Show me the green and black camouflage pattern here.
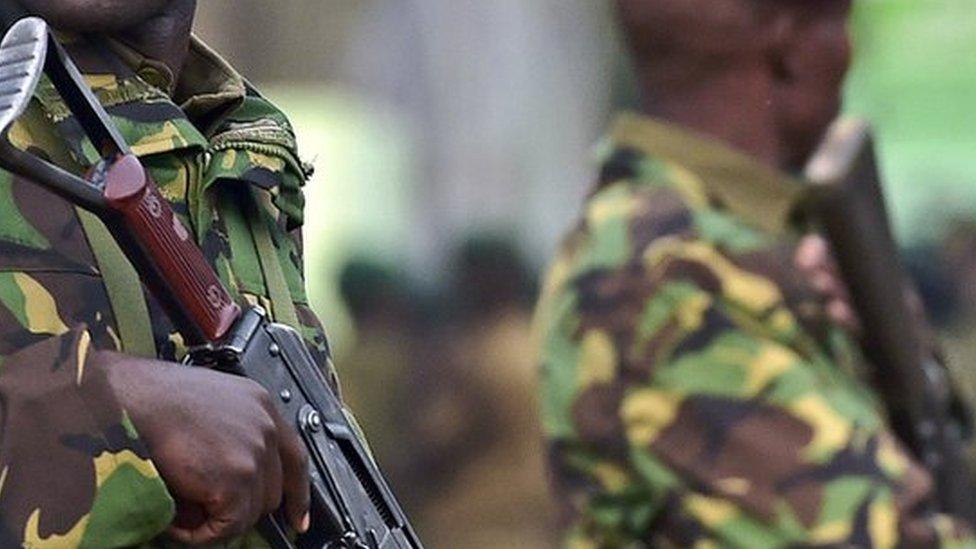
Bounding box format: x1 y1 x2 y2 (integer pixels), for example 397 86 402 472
534 114 976 548
0 34 331 547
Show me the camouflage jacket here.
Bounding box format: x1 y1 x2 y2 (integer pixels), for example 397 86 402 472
535 114 976 548
0 34 331 547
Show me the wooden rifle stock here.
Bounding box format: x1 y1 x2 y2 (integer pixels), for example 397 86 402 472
805 118 976 522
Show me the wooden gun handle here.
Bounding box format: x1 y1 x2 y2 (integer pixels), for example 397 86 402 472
101 154 240 344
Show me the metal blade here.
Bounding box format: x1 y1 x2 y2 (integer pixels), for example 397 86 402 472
0 17 47 135
0 18 107 213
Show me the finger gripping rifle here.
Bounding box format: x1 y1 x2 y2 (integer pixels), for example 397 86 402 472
0 18 422 549
805 118 976 523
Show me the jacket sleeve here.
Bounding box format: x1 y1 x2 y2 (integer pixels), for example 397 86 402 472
537 233 976 548
0 310 173 545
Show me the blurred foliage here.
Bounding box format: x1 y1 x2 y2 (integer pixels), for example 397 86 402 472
846 0 976 246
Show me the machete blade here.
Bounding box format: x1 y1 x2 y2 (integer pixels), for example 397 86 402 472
0 17 47 135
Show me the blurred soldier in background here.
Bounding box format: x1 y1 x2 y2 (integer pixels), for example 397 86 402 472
416 237 553 547
337 238 556 547
336 258 416 484
535 0 976 545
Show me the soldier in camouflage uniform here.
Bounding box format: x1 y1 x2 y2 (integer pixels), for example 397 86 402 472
0 0 337 546
535 0 976 546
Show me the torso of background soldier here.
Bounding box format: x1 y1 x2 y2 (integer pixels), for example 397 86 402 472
533 114 916 545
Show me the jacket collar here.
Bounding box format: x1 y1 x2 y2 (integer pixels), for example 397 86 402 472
104 35 247 127
608 113 807 234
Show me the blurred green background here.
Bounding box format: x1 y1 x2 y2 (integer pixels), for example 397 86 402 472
847 0 976 245
194 2 976 546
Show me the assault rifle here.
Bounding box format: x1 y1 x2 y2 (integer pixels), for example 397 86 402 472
0 17 422 549
805 118 976 523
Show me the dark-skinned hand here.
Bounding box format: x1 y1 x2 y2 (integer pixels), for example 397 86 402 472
794 234 861 334
795 234 929 339
96 351 310 545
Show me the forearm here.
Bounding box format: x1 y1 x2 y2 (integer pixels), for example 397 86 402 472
0 328 174 546
539 237 976 547
553 436 976 548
